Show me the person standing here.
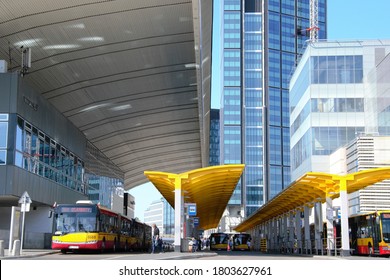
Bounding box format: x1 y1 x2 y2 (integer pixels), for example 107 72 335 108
151 224 160 253
247 238 251 251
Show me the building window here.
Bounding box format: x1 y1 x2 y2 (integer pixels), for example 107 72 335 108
14 115 86 193
245 0 262 12
311 55 363 84
0 114 8 165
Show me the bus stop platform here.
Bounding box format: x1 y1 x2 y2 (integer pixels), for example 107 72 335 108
0 249 218 260
0 249 60 259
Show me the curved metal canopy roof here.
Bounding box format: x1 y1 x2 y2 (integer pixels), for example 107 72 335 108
144 164 245 230
0 0 212 190
235 167 390 232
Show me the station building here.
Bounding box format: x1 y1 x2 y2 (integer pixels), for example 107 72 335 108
0 72 127 248
0 0 212 250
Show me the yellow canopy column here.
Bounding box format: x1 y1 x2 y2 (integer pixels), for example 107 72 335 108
145 164 245 252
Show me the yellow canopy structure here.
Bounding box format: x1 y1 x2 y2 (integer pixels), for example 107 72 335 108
235 167 390 232
144 164 245 229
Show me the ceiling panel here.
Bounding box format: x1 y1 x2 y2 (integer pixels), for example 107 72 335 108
0 0 212 190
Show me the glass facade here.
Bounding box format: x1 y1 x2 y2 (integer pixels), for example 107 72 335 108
220 0 327 217
144 198 174 236
0 114 8 165
209 109 220 166
310 55 363 84
4 114 124 203
289 40 390 181
14 115 86 194
84 141 124 208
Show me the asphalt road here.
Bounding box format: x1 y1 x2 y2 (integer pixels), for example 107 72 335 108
14 249 388 260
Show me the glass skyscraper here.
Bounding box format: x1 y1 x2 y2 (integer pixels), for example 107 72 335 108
219 0 327 218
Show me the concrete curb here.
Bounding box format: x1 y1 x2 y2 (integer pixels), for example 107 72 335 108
0 250 60 260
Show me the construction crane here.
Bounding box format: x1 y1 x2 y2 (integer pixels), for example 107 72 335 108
296 0 319 42
308 0 319 42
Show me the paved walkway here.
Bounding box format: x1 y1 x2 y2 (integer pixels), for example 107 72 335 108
0 249 60 260
0 248 217 260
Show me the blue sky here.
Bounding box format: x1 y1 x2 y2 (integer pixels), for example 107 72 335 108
327 0 390 40
130 0 390 221
211 0 390 108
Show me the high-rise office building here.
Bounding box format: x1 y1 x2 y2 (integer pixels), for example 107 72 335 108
290 39 390 215
290 40 390 181
209 109 221 166
219 0 327 218
144 197 175 237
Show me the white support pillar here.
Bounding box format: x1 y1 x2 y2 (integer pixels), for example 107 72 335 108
172 174 188 252
266 220 271 252
295 209 302 254
289 212 294 253
271 219 276 252
325 196 335 256
339 178 351 256
304 206 311 254
283 215 288 249
273 218 278 252
277 217 281 251
174 182 182 252
314 202 322 255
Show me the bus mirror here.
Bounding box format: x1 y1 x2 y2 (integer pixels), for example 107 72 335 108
48 210 53 218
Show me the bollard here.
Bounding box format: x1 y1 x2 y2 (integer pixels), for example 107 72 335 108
0 240 4 257
12 240 20 256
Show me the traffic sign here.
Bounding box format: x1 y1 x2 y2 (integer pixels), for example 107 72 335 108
18 191 32 255
187 203 197 216
18 191 32 204
193 217 199 226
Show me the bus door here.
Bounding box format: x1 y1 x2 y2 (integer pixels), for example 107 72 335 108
370 214 381 254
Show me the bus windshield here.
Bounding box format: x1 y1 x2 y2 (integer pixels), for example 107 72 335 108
233 234 251 246
55 206 97 233
210 233 228 244
381 213 390 243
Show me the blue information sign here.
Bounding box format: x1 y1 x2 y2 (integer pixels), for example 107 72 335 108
193 217 199 226
187 203 197 216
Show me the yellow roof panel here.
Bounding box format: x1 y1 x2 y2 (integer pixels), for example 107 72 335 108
145 164 245 230
235 167 390 232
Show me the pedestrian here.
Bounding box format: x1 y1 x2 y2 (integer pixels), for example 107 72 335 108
192 238 197 252
228 238 233 251
151 224 160 253
189 238 194 252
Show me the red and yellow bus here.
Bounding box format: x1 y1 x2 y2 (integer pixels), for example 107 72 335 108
349 210 390 256
51 201 152 253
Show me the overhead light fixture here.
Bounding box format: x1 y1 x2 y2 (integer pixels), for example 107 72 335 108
185 63 198 69
14 39 42 48
43 44 80 50
78 103 110 113
110 104 132 111
66 23 86 29
77 37 104 42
